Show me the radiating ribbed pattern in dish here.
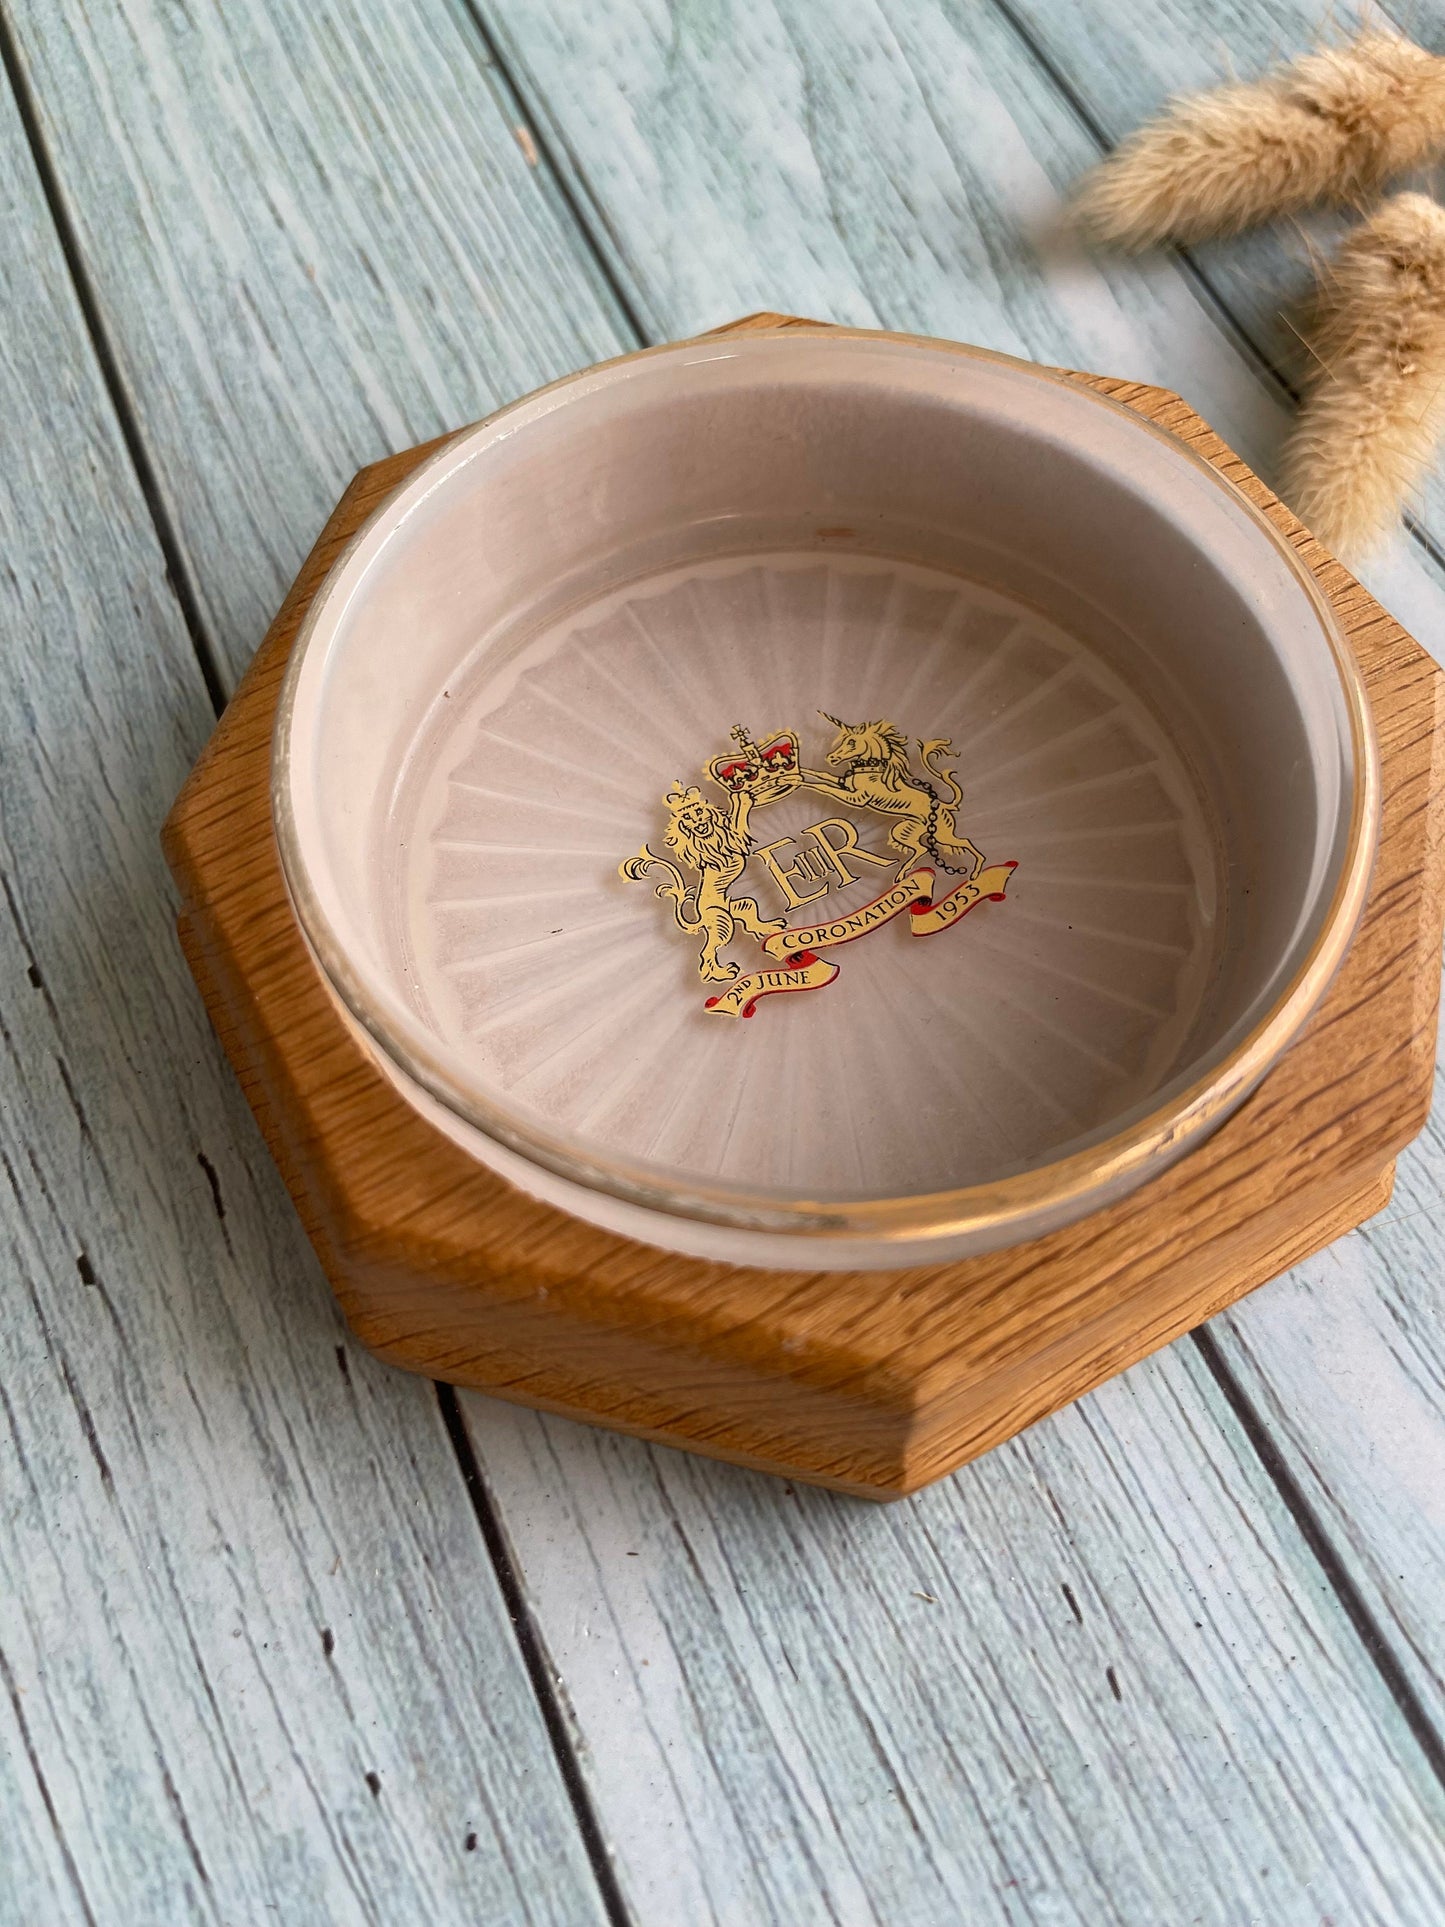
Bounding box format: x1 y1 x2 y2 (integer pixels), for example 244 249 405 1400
392 554 1219 1197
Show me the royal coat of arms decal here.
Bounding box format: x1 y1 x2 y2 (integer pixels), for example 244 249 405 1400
620 714 1017 1017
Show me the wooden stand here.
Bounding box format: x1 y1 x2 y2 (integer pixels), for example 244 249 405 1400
163 316 1445 1500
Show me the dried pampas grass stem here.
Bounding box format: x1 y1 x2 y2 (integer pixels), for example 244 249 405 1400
1282 193 1445 558
1074 33 1445 250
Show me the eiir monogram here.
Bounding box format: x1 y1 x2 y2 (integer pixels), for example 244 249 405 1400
620 715 1017 1017
753 815 893 910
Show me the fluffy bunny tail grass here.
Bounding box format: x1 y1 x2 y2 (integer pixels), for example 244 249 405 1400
1074 33 1445 251
1282 193 1445 558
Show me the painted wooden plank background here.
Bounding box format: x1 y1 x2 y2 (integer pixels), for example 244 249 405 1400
0 49 610 1927
479 0 1445 631
460 0 1445 1910
474 1358 1445 1925
4 0 631 685
3 0 1445 1919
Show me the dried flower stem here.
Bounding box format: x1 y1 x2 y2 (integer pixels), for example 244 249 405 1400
1282 193 1445 557
1075 33 1445 251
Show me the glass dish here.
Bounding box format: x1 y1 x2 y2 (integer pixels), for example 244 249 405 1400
274 330 1377 1269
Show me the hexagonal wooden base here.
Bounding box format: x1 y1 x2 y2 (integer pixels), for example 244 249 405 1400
163 317 1445 1499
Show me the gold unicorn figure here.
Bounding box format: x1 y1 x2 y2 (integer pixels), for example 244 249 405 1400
803 714 985 880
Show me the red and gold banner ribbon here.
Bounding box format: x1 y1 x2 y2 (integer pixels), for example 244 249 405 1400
761 869 936 960
702 862 1017 1017
703 952 839 1018
909 861 1017 936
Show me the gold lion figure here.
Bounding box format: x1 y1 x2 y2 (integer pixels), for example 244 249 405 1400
804 715 985 880
620 781 786 983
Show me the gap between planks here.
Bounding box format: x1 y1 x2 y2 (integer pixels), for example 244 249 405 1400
0 11 633 1912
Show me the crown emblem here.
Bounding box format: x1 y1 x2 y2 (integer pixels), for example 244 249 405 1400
706 723 801 800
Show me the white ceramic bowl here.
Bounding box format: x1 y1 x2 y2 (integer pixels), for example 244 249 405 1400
274 329 1377 1270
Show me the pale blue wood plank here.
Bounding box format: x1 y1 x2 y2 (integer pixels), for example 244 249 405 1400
0 60 606 1927
467 1347 1445 1926
6 0 632 684
1205 1133 1445 1717
480 0 1445 637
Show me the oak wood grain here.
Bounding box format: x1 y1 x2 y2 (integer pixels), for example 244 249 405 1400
14 0 1445 1913
14 0 1445 1632
163 336 1445 1503
0 60 607 1927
